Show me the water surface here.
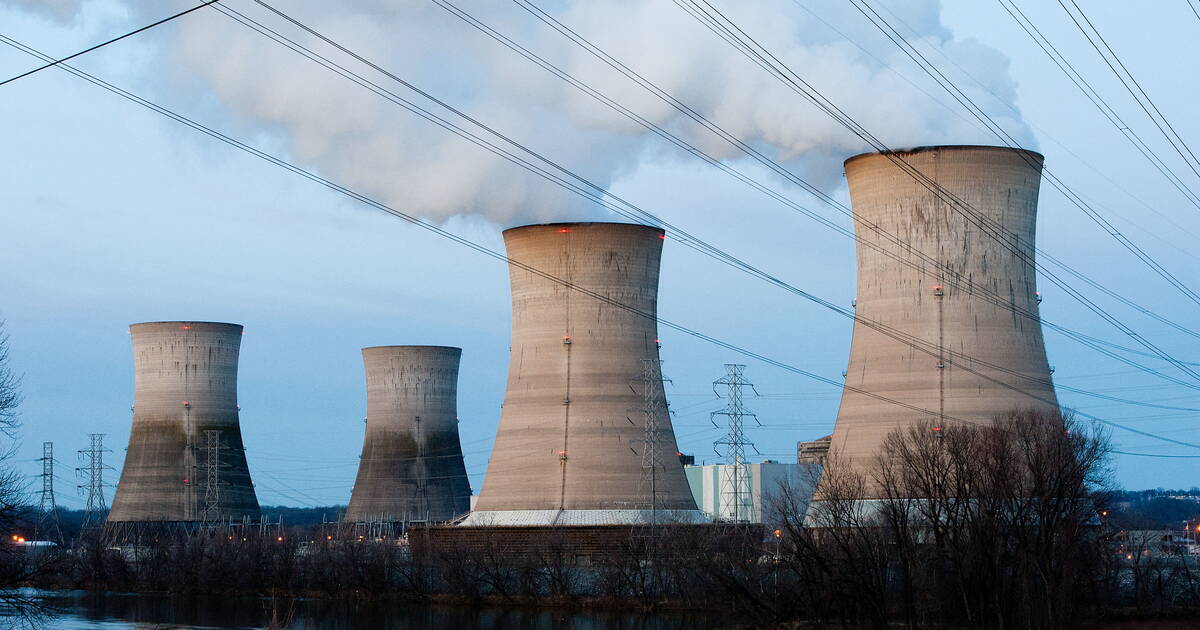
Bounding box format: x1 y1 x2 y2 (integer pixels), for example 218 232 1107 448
6 590 723 629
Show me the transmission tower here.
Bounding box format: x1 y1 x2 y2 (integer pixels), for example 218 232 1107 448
36 442 63 543
636 359 671 523
77 433 112 528
712 364 760 522
200 429 225 524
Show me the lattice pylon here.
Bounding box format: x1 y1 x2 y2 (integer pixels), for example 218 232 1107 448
636 358 671 521
36 441 63 543
77 433 111 528
712 364 759 522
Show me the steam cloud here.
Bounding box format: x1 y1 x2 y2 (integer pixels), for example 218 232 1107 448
8 0 1033 225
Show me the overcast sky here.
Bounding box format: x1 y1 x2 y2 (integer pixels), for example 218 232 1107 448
1 0 1197 510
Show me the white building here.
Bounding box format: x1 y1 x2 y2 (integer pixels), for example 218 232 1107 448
684 461 820 524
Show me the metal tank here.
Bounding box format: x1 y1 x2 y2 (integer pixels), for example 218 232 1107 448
344 346 471 523
108 322 260 522
462 222 704 526
826 145 1059 495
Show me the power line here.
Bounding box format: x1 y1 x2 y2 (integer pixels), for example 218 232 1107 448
994 0 1200 214
421 0 1200 392
0 37 956 424
215 0 1200 445
414 1 1200 399
0 0 220 88
9 13 1198 451
1 30 1194 455
840 0 1200 309
670 0 1200 385
864 0 1200 256
1058 0 1200 184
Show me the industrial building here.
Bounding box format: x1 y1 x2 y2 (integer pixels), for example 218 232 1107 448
344 345 471 525
797 435 831 466
108 321 260 523
685 461 819 524
462 222 705 526
824 145 1059 494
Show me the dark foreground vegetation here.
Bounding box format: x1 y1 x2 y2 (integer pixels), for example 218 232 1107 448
0 410 1192 629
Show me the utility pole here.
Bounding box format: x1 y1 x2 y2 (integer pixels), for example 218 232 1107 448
77 433 112 528
36 442 63 543
712 364 759 522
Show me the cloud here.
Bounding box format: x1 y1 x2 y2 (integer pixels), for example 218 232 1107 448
20 0 1033 224
5 0 84 20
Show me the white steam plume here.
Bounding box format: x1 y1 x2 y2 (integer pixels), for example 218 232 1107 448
8 0 1033 224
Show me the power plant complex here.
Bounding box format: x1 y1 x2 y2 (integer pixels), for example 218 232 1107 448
100 145 1061 532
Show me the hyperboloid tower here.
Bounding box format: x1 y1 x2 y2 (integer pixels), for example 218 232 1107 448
344 345 471 524
108 321 260 523
825 145 1059 494
462 222 704 526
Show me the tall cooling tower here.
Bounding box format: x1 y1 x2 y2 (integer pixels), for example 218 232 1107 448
827 145 1059 494
109 322 260 522
462 222 704 526
344 346 471 523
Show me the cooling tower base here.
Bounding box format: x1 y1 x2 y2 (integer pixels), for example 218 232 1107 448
458 509 710 527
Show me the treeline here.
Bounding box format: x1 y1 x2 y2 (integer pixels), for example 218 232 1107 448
16 505 343 545
10 410 1200 629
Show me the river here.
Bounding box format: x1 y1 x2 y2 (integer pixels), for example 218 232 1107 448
1 590 724 629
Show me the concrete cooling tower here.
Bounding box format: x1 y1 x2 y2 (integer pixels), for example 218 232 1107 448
344 346 471 523
826 145 1059 495
109 322 260 523
462 222 704 526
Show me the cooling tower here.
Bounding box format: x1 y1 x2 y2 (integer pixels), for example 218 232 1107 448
108 322 260 522
344 346 471 523
826 145 1059 495
462 222 704 526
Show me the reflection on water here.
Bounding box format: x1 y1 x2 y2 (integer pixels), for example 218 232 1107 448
9 590 724 629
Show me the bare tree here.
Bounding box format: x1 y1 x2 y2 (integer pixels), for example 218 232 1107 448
868 409 1113 629
0 321 58 628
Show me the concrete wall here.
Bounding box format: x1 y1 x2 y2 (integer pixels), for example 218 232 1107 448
826 146 1059 496
108 322 260 522
470 222 699 519
344 346 471 522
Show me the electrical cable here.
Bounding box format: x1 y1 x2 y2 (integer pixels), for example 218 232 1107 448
399 0 1200 397
2 15 1195 455
670 0 1200 385
210 0 1200 473
999 0 1200 215
0 35 981 432
424 0 1200 389
867 0 1200 257
0 0 220 88
228 0 1200 411
844 0 1200 308
1059 0 1200 182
